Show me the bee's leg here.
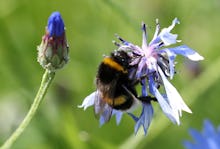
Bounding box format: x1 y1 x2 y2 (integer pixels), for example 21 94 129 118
131 74 148 86
131 71 158 86
122 85 138 100
138 96 157 103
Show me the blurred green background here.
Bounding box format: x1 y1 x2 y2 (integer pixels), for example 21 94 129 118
0 0 220 148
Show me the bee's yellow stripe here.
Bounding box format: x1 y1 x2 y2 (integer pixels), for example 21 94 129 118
104 96 126 106
103 57 127 73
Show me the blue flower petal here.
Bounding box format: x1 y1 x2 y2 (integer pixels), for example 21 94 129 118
189 129 206 143
78 91 96 110
184 120 220 149
168 56 176 79
158 67 192 116
167 18 180 32
131 103 154 135
150 18 180 46
141 79 148 97
167 45 204 61
207 140 219 149
149 76 180 124
150 31 178 47
128 112 139 122
99 115 106 126
142 103 154 135
203 119 216 138
47 12 65 37
217 126 220 138
183 141 199 149
189 129 211 149
98 103 113 126
160 49 176 79
160 32 178 46
203 120 220 148
112 110 123 125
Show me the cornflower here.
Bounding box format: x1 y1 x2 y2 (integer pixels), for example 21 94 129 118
79 18 204 135
184 120 220 149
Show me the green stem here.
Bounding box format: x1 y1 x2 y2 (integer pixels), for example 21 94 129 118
0 70 55 149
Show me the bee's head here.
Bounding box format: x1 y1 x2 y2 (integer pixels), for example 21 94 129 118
111 50 131 68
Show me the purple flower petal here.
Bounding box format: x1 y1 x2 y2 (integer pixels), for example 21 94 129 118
142 22 148 50
150 19 160 45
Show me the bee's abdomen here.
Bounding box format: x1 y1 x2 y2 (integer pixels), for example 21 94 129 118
113 96 134 110
103 95 133 110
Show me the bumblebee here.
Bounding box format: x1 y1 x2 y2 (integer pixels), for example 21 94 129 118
94 50 156 123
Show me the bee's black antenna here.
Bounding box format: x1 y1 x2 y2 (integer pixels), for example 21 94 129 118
115 34 129 45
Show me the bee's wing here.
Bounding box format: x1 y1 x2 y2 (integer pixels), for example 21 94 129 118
94 91 113 125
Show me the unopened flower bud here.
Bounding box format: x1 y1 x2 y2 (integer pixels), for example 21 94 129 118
37 12 69 71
